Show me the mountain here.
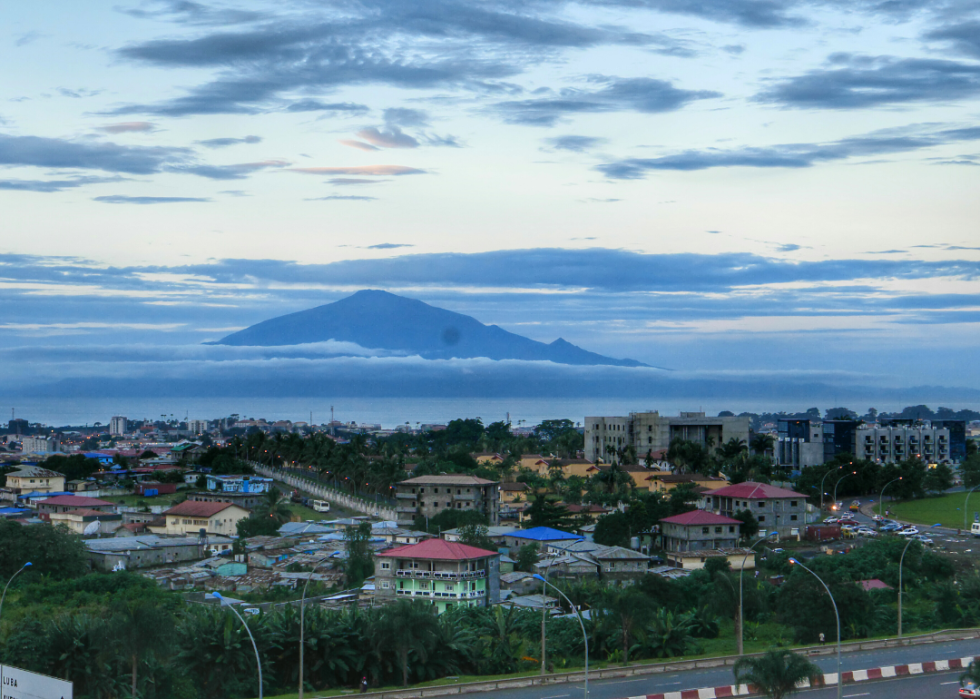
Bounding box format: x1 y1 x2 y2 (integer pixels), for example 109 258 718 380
214 289 648 367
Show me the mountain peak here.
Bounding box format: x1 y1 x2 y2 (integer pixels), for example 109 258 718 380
216 290 648 367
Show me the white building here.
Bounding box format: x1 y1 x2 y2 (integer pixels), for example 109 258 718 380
109 416 128 435
21 435 60 454
585 411 751 463
857 423 951 464
187 419 209 435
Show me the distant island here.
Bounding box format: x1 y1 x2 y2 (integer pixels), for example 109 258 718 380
213 289 648 368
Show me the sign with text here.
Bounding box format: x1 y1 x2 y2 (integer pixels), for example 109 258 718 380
1 665 73 699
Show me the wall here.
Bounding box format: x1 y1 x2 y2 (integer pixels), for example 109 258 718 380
253 463 398 521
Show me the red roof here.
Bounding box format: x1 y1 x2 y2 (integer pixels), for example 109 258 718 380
164 500 245 518
40 495 115 508
51 508 111 518
857 579 893 591
660 510 742 526
377 538 498 561
708 482 805 499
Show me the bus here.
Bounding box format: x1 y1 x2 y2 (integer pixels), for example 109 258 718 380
313 500 331 513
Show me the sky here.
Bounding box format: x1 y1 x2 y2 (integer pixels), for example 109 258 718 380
1 0 979 402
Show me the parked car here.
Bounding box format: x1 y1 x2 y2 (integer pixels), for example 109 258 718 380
912 535 934 545
856 528 878 537
898 527 920 536
879 523 903 532
824 517 840 524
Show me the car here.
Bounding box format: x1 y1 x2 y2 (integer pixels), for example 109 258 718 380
959 681 978 697
912 534 933 545
243 607 261 616
880 523 902 532
824 517 840 524
898 527 920 536
856 528 878 537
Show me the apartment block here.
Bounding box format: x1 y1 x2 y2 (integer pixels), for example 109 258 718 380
395 474 499 526
584 411 751 462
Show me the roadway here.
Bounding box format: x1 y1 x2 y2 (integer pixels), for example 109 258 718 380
786 668 965 699
452 638 980 699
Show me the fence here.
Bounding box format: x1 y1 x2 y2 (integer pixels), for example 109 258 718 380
253 464 399 521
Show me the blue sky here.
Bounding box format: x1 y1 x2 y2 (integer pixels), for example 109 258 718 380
1 0 979 398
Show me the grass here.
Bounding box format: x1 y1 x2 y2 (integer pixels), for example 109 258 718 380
888 492 977 529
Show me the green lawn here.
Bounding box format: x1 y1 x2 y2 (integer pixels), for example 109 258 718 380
888 492 978 529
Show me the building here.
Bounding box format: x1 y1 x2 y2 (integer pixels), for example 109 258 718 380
161 500 250 536
21 436 60 454
584 411 751 463
659 510 742 552
375 538 500 613
498 482 531 503
135 481 178 496
503 526 583 551
823 420 860 463
394 475 499 526
206 474 273 494
646 473 729 494
704 482 808 539
86 534 234 571
109 416 128 436
665 548 756 571
187 419 209 435
587 463 663 489
442 525 518 544
49 508 123 535
545 539 650 582
776 419 825 469
932 420 967 463
2 466 66 501
37 495 116 515
856 423 952 464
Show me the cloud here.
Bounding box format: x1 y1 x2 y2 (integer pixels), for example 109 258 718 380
15 31 43 47
99 121 157 134
195 135 261 148
286 100 369 113
58 88 102 99
0 133 188 174
365 243 412 249
494 76 720 126
289 165 426 176
0 176 121 193
119 0 266 26
757 54 980 109
543 135 606 152
328 177 390 185
777 243 803 252
307 195 378 201
584 0 804 28
925 20 980 60
356 126 419 149
93 195 210 204
596 122 980 178
339 139 380 152
173 159 290 179
383 108 429 128
722 44 745 55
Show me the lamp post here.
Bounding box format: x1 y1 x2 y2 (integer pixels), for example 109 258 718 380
737 534 777 655
788 558 840 699
898 523 941 638
532 574 588 699
299 557 331 699
963 484 980 534
879 477 902 518
212 592 263 699
832 471 856 510
0 562 31 623
819 466 842 511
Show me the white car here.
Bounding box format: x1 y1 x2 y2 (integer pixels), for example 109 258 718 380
898 527 920 536
856 528 877 537
824 517 840 524
912 535 933 545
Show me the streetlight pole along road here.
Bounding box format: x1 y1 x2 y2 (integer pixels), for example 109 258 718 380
737 534 777 655
820 466 843 512
898 523 941 638
0 561 31 623
789 557 841 699
832 471 856 511
879 477 902 518
213 592 263 699
299 556 331 699
533 574 588 699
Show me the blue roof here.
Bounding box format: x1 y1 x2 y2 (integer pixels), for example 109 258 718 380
511 526 583 542
84 452 112 458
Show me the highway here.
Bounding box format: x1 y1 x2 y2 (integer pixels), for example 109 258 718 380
449 638 980 699
792 668 965 699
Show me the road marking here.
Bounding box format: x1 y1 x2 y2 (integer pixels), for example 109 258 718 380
605 679 647 684
844 693 869 697
941 681 960 685
540 694 570 698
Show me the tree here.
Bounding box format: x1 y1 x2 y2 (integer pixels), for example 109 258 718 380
526 496 574 529
376 601 441 686
343 522 375 588
733 509 760 539
667 483 700 516
643 608 694 658
593 512 631 547
109 587 176 698
237 514 282 538
0 519 87 580
750 434 775 457
515 544 539 572
923 462 954 494
458 524 495 552
961 660 980 690
732 649 822 699
667 439 716 476
598 588 655 664
254 486 293 523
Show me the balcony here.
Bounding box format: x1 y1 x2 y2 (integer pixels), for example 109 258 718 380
395 569 487 580
395 589 485 599
395 492 416 499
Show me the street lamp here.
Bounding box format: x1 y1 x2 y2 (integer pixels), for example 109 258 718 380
0 562 31 623
898 523 941 638
963 484 980 534
832 471 856 510
819 466 843 511
299 557 331 699
789 558 841 699
532 574 588 699
737 534 778 655
212 592 263 699
879 477 902 518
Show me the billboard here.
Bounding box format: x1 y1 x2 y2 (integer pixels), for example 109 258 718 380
1 665 73 699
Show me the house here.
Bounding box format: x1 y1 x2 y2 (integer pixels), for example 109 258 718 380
372 527 433 545
499 571 540 595
394 475 500 526
703 482 809 540
544 539 649 582
498 482 531 503
85 534 234 571
375 538 501 613
504 526 583 551
519 454 551 474
562 504 609 521
471 452 505 465
66 479 101 493
161 500 250 536
2 466 66 501
659 510 742 552
665 547 756 571
646 473 730 494
586 463 663 489
442 525 518 544
206 474 272 494
135 481 178 496
543 458 595 479
37 495 116 515
49 508 123 535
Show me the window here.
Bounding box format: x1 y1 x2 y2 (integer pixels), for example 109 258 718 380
702 527 709 534
758 516 766 522
790 514 798 521
714 527 722 534
729 526 735 533
790 500 798 507
381 581 390 589
381 562 390 570
757 501 765 508
433 488 439 494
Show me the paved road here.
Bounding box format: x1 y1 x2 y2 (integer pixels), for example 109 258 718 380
452 638 980 699
793 667 965 699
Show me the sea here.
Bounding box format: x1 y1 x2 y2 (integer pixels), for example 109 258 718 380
2 397 961 430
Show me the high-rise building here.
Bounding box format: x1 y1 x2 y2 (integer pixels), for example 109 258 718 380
776 419 825 468
932 420 967 463
822 420 860 463
187 419 209 435
109 416 128 435
584 411 751 462
858 422 952 464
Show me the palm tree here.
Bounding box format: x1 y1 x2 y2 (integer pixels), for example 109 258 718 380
375 601 441 687
598 588 655 664
732 649 822 699
110 592 173 698
255 486 292 523
751 434 775 457
643 608 694 658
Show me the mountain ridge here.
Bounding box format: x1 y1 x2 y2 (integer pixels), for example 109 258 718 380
214 289 648 367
